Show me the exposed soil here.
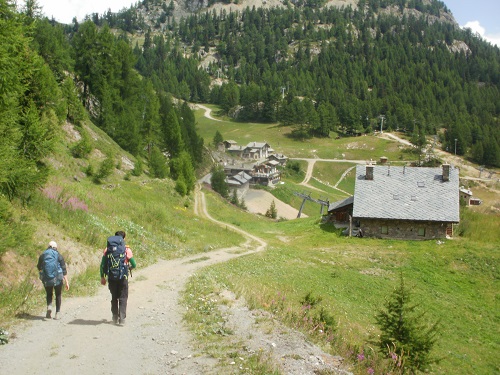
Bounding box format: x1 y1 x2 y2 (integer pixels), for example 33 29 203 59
0 187 350 375
244 189 308 219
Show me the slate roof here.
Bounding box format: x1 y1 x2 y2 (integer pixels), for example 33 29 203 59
227 171 252 186
459 187 473 196
244 142 269 149
328 196 354 211
266 160 280 166
352 165 460 222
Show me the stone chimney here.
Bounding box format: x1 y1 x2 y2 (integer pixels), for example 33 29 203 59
366 164 374 181
442 164 450 182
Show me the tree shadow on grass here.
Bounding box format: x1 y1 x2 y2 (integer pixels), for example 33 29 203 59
319 222 344 234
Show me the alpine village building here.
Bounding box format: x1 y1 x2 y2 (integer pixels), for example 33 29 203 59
328 164 460 240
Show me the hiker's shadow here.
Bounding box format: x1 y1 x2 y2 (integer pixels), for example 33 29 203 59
16 312 45 321
67 319 108 326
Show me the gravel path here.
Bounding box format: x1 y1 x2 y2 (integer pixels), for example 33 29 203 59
0 187 349 375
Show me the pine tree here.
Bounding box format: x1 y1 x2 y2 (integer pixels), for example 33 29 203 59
213 130 224 146
210 166 228 198
375 274 440 373
265 200 277 219
149 145 169 179
230 189 239 205
162 108 184 158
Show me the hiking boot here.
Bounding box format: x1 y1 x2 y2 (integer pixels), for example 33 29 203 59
118 318 125 326
112 315 118 324
46 305 52 319
54 312 61 320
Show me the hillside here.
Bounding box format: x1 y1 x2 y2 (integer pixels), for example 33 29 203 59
1 1 499 373
93 0 500 167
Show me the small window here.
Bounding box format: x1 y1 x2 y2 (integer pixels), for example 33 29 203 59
381 226 388 234
418 227 426 236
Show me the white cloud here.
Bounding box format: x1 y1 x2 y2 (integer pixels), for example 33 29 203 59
462 20 500 47
39 0 133 24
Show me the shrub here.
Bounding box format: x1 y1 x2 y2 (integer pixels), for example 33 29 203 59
131 158 143 176
71 131 92 158
93 155 114 183
175 178 188 196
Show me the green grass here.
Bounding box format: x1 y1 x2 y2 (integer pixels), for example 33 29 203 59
3 111 499 374
195 106 403 161
312 161 357 195
0 119 244 326
184 190 500 375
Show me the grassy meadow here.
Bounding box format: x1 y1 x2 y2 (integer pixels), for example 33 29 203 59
180 107 500 374
196 107 404 161
183 190 499 375
2 106 498 375
0 120 242 324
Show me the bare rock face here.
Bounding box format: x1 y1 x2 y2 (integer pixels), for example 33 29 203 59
448 40 471 55
176 0 359 18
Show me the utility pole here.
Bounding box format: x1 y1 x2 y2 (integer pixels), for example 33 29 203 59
454 138 457 155
379 115 385 133
281 87 286 99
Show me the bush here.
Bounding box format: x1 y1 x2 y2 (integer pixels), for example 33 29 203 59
131 158 143 176
93 155 115 183
175 179 188 196
71 131 92 158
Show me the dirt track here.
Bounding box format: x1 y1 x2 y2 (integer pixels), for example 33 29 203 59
0 187 348 375
0 187 262 374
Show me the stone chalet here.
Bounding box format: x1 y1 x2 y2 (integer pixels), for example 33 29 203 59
227 171 252 199
459 186 482 206
328 164 460 240
226 141 272 160
252 160 281 185
267 153 289 166
224 159 281 187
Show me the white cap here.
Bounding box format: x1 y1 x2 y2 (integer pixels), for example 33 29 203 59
48 241 58 249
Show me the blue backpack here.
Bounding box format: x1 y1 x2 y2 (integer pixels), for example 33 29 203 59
105 236 128 281
40 248 63 287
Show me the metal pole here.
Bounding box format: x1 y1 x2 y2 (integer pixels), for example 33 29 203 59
379 115 385 133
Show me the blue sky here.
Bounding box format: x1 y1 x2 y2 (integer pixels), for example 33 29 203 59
35 0 499 46
444 0 500 46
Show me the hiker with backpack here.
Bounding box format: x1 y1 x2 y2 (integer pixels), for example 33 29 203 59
37 241 69 320
100 231 136 325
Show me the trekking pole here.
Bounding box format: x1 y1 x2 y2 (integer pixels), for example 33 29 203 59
128 265 133 277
